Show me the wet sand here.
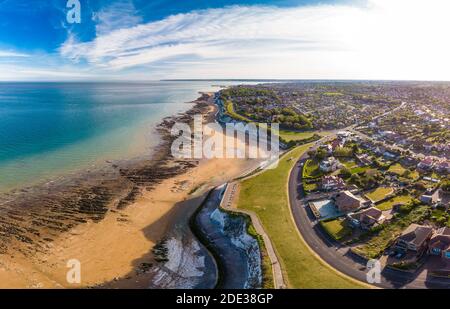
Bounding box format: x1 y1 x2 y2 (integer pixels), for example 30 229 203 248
0 93 262 288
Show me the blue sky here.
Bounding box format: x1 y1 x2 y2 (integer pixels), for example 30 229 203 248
0 0 448 81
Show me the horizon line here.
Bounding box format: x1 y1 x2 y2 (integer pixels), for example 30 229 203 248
0 78 450 83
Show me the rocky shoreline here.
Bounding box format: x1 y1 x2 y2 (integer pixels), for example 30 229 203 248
0 93 214 268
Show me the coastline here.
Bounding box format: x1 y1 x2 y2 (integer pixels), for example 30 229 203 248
0 92 262 288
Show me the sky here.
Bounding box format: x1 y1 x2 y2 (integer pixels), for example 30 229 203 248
0 0 449 81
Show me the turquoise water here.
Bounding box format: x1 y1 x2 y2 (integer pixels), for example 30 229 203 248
0 81 236 191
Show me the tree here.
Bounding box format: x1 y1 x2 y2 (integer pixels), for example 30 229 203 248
315 148 328 160
441 179 450 193
350 174 361 187
340 167 352 179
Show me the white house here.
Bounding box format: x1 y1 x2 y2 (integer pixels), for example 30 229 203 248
319 157 341 173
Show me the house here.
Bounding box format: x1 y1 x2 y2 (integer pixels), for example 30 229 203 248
418 157 435 171
436 161 450 174
337 131 351 139
330 140 343 151
420 189 441 206
319 157 341 172
380 130 395 138
401 156 418 167
428 227 450 261
355 153 371 166
436 189 450 209
394 224 433 254
349 207 385 230
319 144 333 155
320 175 346 191
383 151 398 160
423 143 434 152
334 190 367 213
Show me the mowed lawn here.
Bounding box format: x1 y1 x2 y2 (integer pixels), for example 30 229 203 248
389 163 419 180
388 163 406 175
376 195 415 211
365 187 394 203
279 130 319 142
237 144 363 288
320 219 352 241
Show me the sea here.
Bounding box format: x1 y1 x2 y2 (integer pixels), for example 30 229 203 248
0 81 250 192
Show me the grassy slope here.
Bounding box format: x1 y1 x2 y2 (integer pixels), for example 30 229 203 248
237 144 363 288
279 130 319 142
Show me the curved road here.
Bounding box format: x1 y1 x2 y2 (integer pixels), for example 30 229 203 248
288 145 450 289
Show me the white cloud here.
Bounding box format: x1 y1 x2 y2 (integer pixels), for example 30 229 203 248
0 50 29 57
93 0 143 35
55 0 449 80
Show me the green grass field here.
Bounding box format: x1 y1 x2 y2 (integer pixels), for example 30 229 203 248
388 163 406 175
350 166 370 174
403 169 420 180
320 219 352 241
341 158 358 169
365 187 394 203
376 195 414 211
303 159 323 178
237 144 363 288
323 92 344 96
279 130 319 142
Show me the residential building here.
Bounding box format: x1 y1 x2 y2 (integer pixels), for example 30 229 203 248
334 191 367 213
383 151 398 160
319 156 341 172
428 227 450 261
418 157 435 171
355 153 371 166
320 175 346 191
436 161 450 174
349 207 385 230
337 131 351 139
420 189 441 206
401 156 418 167
330 139 343 151
319 144 333 155
394 224 433 254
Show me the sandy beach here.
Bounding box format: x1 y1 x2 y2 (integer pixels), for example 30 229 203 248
0 93 262 288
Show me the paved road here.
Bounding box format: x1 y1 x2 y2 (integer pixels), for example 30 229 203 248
288 144 450 289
